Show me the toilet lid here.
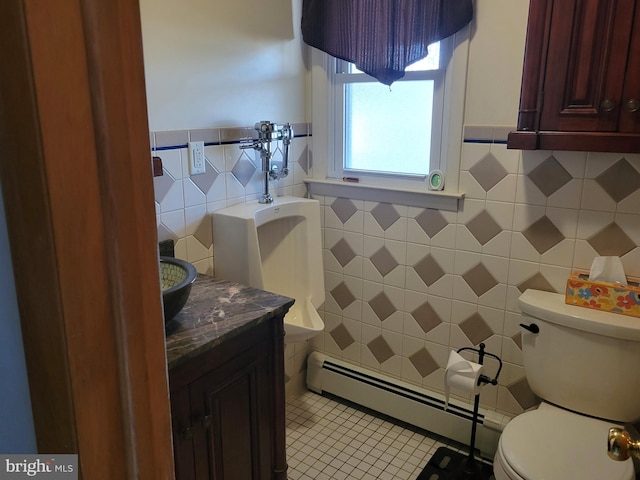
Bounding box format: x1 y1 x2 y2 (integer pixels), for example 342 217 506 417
499 403 634 480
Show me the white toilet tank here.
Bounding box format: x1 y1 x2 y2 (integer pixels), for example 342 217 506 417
519 289 640 422
211 197 325 343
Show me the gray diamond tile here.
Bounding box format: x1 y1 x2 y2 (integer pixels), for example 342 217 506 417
459 312 492 345
231 154 257 187
462 263 498 297
596 158 640 203
522 216 565 254
508 377 539 410
157 224 178 243
517 272 555 293
409 348 439 378
331 198 358 224
153 172 175 203
469 153 508 191
330 324 355 350
371 203 400 231
512 332 522 350
465 210 502 245
370 246 399 277
330 282 356 310
330 238 357 267
415 209 448 238
368 336 394 364
411 301 443 334
194 215 213 249
413 255 446 287
191 160 220 194
297 145 310 175
528 155 572 197
588 222 636 257
369 292 396 321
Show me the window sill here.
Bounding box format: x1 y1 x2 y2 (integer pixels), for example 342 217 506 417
304 178 464 211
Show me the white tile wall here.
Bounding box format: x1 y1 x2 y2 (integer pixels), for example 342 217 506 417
309 140 640 418
153 125 312 396
154 124 640 414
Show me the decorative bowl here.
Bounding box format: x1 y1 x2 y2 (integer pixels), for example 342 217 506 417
160 256 197 323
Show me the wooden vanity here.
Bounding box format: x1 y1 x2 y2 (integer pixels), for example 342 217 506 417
165 275 294 480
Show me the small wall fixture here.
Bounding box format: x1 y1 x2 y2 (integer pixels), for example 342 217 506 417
428 170 445 191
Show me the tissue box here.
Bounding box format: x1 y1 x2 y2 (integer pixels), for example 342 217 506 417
565 272 640 318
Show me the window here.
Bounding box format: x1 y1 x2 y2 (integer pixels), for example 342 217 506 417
309 29 469 206
333 42 446 179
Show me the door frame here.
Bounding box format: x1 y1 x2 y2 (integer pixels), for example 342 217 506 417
0 0 174 478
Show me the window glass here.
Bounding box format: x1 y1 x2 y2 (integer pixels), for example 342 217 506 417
345 80 434 175
336 42 444 179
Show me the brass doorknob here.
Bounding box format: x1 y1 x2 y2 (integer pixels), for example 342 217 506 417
625 99 640 113
608 427 640 461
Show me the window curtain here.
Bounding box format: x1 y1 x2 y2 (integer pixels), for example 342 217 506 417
301 0 473 86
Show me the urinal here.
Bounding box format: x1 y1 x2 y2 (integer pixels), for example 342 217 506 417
211 197 325 343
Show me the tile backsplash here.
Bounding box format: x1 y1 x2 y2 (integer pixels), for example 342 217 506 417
152 122 640 415
307 126 640 417
152 123 311 274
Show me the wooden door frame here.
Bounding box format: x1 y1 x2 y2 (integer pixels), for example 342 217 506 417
0 0 175 478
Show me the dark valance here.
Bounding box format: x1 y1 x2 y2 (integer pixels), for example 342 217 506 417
301 0 473 86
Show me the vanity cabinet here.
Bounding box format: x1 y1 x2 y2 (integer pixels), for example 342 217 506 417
170 319 287 480
165 276 293 480
508 0 640 152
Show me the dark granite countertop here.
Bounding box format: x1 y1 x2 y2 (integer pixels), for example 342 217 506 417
164 275 294 370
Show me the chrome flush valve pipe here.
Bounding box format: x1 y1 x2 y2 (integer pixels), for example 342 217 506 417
608 427 640 461
239 121 294 204
269 122 293 181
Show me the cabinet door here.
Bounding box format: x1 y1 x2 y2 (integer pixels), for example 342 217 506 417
620 4 640 133
171 387 196 480
190 347 273 480
540 0 636 132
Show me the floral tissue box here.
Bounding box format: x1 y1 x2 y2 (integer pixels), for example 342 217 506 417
565 272 640 318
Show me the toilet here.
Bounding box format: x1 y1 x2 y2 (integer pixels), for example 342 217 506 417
494 289 640 480
211 196 325 343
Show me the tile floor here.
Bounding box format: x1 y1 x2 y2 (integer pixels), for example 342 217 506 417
286 391 472 480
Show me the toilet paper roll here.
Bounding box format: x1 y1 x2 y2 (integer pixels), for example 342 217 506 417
444 350 484 410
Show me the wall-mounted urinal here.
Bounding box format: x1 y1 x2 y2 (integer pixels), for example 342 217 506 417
211 197 325 343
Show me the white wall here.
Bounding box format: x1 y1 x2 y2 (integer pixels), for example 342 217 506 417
140 0 309 132
0 184 37 453
139 0 531 146
464 0 530 126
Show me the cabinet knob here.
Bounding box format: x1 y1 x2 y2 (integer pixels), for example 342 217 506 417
601 98 616 112
625 99 640 113
181 426 194 440
200 415 212 429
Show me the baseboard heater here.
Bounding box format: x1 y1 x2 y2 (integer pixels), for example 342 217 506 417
306 351 509 459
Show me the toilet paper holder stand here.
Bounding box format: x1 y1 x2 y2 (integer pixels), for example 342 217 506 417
456 342 502 479
455 342 502 388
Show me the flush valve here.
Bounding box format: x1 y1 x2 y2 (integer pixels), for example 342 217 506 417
239 121 294 204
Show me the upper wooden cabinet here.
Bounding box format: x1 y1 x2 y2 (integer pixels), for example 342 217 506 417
508 0 640 152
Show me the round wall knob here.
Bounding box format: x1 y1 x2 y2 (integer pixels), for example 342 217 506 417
601 98 616 112
625 99 640 113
